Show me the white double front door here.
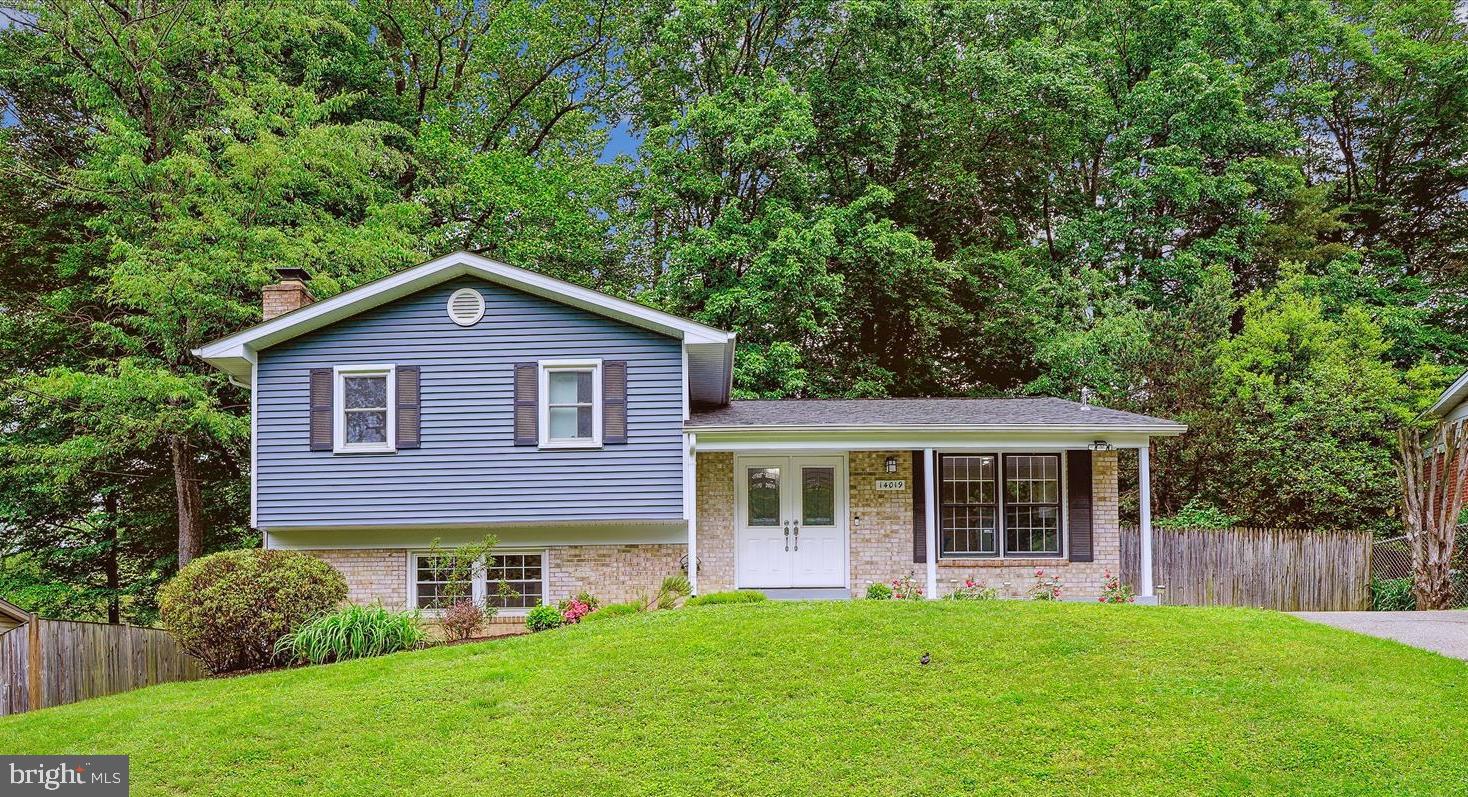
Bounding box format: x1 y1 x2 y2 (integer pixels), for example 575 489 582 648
735 456 847 589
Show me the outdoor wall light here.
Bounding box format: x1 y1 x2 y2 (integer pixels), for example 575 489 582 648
1088 440 1115 451
884 456 899 473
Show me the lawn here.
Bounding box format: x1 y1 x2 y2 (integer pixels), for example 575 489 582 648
4 601 1467 796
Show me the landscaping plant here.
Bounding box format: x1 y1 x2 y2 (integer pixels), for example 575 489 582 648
686 591 768 606
441 599 486 641
1098 572 1134 604
1371 577 1416 611
865 582 893 600
275 604 426 665
946 579 998 601
1029 569 1062 601
558 595 595 624
643 574 692 611
890 573 924 600
159 549 346 673
526 604 566 632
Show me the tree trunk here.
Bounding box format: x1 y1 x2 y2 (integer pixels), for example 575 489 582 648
1396 421 1468 610
104 491 120 625
170 434 205 568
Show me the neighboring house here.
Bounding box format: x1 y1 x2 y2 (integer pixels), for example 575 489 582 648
195 251 1185 622
1425 370 1468 425
0 597 27 635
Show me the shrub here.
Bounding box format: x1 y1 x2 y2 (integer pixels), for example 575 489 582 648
891 572 925 600
1155 498 1242 529
159 549 346 673
946 579 998 601
1030 569 1062 601
1371 577 1416 611
526 603 565 632
441 599 485 641
686 590 767 606
640 574 692 610
1098 572 1135 604
274 604 425 665
559 596 594 624
865 582 894 600
582 602 641 622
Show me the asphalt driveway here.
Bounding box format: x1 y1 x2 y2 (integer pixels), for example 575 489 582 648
1293 611 1468 660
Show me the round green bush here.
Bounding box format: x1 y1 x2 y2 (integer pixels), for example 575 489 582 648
582 602 641 622
159 549 347 673
686 590 767 606
525 603 566 632
865 582 893 600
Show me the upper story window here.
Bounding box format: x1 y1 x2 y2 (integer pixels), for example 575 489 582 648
538 360 601 448
334 364 395 453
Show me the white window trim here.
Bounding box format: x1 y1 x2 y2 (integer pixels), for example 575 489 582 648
407 549 548 617
538 358 602 449
333 364 396 454
936 451 1066 560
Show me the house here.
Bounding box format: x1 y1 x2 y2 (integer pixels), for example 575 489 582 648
1425 370 1468 425
194 251 1185 623
0 597 27 635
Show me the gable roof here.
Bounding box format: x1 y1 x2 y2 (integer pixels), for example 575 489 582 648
194 251 737 406
0 596 30 625
1425 369 1468 421
688 398 1186 435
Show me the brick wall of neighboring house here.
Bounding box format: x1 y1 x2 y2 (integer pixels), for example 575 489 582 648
546 544 688 605
695 451 737 592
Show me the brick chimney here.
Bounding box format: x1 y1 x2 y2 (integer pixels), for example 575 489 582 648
262 267 315 320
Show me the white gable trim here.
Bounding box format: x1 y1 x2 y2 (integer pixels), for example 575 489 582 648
192 251 736 404
1425 368 1468 420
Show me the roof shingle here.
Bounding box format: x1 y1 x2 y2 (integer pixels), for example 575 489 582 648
687 398 1184 431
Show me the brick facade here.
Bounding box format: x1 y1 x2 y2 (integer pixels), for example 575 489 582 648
693 448 1123 601
308 548 407 608
547 544 688 605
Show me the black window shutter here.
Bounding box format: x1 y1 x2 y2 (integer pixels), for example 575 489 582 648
397 366 421 449
912 450 927 563
309 368 333 451
603 360 628 444
513 363 538 445
1067 450 1094 562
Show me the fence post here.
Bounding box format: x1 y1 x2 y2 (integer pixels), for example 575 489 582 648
26 614 41 711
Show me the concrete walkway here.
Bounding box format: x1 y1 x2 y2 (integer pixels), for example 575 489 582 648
1292 611 1468 660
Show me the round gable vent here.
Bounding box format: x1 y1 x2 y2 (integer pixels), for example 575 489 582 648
447 288 485 326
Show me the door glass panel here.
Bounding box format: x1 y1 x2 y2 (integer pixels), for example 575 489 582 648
801 467 834 526
747 467 781 526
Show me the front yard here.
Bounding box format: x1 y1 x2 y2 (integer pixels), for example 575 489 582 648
4 601 1467 795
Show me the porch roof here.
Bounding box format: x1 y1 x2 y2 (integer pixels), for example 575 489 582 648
687 398 1185 436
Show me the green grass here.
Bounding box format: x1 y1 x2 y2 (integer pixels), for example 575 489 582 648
5 602 1468 796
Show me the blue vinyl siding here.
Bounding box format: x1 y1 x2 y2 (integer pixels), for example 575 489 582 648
255 276 684 528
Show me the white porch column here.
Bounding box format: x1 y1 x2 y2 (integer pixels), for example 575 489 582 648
923 448 938 600
1137 441 1156 604
685 433 699 595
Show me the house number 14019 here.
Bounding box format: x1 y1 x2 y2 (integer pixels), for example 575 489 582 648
874 479 906 491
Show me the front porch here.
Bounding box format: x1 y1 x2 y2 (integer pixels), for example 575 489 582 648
687 446 1156 603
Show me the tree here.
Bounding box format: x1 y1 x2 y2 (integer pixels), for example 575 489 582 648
1396 420 1468 609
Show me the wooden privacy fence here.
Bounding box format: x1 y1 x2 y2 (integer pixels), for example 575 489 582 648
1120 526 1372 611
0 616 206 716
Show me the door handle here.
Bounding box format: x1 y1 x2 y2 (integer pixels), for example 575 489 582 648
783 521 790 552
793 523 799 551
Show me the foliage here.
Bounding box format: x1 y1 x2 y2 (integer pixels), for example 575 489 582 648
158 549 346 673
7 603 1468 795
559 597 594 625
274 604 425 665
525 604 565 633
1155 500 1242 530
887 573 924 601
421 535 502 606
864 582 893 600
6 0 1468 617
686 590 767 606
1098 573 1135 605
1029 569 1062 601
1370 578 1417 612
581 602 641 622
945 579 998 602
641 574 692 611
440 600 486 642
